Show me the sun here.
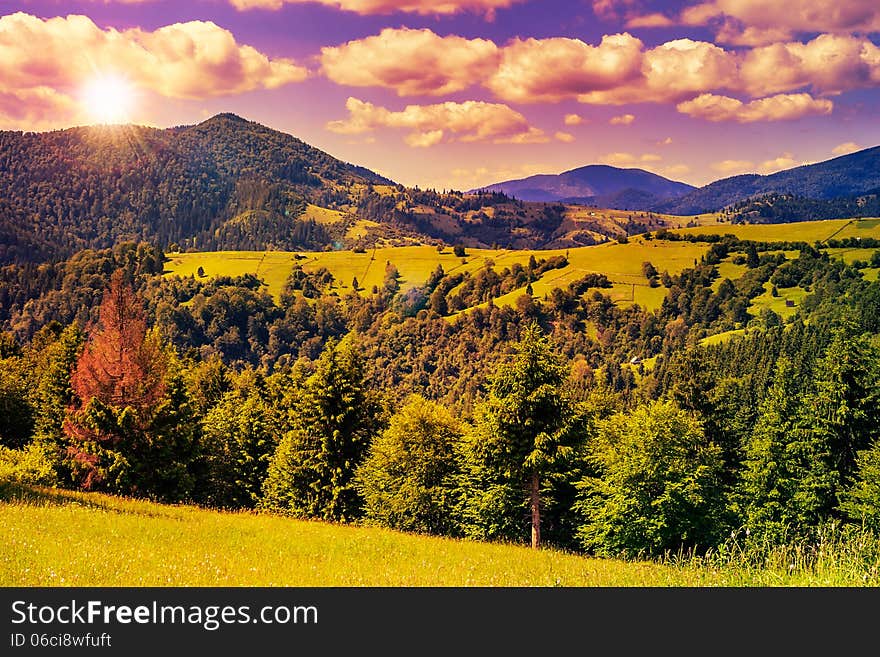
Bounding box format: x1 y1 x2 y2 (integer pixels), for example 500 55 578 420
81 75 135 125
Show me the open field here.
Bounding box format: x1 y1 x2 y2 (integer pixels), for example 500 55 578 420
2 487 876 587
673 218 880 243
166 241 708 311
164 220 879 312
301 204 346 224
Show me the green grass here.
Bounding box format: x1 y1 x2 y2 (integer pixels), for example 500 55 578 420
2 487 877 587
749 283 808 320
700 329 748 346
673 218 880 243
301 204 346 224
165 241 709 313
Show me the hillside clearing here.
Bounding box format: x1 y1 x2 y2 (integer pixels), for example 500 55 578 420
2 487 874 587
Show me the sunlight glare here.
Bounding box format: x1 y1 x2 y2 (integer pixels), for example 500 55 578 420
81 75 134 125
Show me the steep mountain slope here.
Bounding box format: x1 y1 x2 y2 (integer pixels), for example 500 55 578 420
473 165 696 208
657 145 880 215
0 113 391 263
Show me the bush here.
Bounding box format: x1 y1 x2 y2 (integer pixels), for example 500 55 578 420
576 401 726 557
0 444 57 491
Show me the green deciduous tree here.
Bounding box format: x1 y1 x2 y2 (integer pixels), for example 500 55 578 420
576 401 725 557
356 395 462 535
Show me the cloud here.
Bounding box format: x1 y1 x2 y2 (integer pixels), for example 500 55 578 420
832 141 862 156
712 159 755 174
564 113 586 125
609 113 635 125
658 136 673 145
577 38 739 105
660 163 692 178
228 0 524 15
625 13 675 28
326 97 548 146
0 87 78 130
320 28 499 96
0 12 307 127
738 34 880 97
448 162 551 190
759 152 804 174
599 152 662 167
676 92 833 122
680 0 880 45
486 33 645 103
317 28 879 112
555 131 576 142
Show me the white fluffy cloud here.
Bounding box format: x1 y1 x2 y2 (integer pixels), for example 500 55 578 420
676 92 833 122
486 33 645 103
326 97 548 146
600 152 662 166
610 113 635 125
0 12 307 127
320 28 499 96
832 142 863 156
681 0 880 45
739 34 880 97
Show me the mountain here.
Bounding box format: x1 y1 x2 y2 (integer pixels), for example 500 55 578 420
0 113 391 263
656 145 880 215
472 165 696 209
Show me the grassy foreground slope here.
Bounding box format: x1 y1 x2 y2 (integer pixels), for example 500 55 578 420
2 487 875 587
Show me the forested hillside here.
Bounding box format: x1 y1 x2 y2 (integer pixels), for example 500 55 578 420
657 146 880 215
2 223 879 560
0 114 390 263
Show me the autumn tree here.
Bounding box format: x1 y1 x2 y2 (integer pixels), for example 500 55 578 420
63 270 193 498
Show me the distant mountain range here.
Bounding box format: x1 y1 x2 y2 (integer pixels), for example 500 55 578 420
474 146 880 216
655 146 880 215
472 165 696 209
2 113 879 266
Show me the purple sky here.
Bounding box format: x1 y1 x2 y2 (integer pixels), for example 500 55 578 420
1 0 879 190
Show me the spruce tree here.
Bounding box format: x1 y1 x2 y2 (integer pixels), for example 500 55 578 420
261 335 382 521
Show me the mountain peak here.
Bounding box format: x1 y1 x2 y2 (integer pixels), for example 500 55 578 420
474 164 695 209
200 112 249 125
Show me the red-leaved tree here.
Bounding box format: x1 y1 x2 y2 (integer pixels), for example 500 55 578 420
64 270 167 491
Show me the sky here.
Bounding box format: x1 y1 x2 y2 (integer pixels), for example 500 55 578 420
1 1 879 190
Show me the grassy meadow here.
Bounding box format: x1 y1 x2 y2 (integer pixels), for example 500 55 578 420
673 217 880 243
165 219 880 313
3 486 877 587
165 240 708 311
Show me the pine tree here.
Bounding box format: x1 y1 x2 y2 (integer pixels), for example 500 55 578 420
261 335 382 521
458 322 584 548
738 358 805 542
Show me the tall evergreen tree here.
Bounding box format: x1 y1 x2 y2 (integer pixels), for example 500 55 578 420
458 322 584 548
261 335 382 521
